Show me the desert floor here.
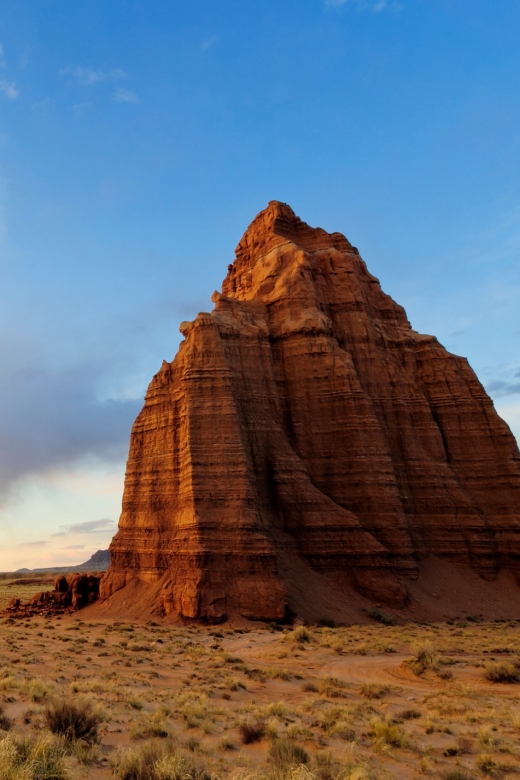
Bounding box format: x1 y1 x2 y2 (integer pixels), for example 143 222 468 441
1 607 520 779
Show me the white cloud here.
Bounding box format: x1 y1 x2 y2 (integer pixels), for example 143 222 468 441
72 102 90 117
61 67 126 86
57 518 116 535
200 36 218 52
63 544 85 550
18 540 48 547
113 88 140 104
0 80 19 99
326 0 403 10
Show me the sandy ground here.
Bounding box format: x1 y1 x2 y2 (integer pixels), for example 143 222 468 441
2 610 520 779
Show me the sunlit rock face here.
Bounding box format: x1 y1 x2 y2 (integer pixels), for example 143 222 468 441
101 202 520 621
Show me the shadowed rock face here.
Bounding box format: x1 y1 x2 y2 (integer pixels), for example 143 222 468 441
100 202 520 621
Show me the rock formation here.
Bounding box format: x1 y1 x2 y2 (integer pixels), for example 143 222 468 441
5 572 102 617
100 202 520 622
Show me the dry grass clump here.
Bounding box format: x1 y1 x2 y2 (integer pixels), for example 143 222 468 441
130 709 170 740
359 683 390 700
319 676 346 698
0 704 12 731
285 626 314 644
268 738 310 767
397 709 421 721
366 608 395 626
483 661 519 683
24 677 54 702
111 740 210 780
439 771 475 780
239 720 266 744
44 697 102 743
369 717 408 750
407 641 437 676
0 733 70 780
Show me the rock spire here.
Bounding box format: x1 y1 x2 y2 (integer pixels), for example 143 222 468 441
100 202 520 621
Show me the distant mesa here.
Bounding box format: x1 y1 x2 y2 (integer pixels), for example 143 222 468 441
13 549 110 575
97 201 520 623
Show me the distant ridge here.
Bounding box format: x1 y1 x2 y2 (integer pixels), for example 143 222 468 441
13 549 110 574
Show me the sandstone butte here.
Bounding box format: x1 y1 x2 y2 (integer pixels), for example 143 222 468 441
99 201 520 623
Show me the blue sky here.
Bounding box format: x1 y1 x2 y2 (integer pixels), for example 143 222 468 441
0 0 519 569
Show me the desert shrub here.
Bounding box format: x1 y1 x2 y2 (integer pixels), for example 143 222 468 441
359 683 390 699
319 616 336 628
0 704 12 731
25 678 53 702
0 733 69 780
439 771 474 780
268 739 310 767
330 721 356 741
131 710 170 740
302 681 318 693
286 626 313 644
397 709 421 721
476 754 498 776
319 676 346 698
366 607 395 626
483 662 519 683
369 717 408 749
44 697 102 743
407 641 437 676
111 740 210 780
239 720 265 744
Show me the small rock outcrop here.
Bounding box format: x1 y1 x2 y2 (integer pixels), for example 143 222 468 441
100 202 520 621
6 573 102 617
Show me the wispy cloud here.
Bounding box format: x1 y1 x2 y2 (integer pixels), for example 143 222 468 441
63 544 85 550
56 518 116 535
61 67 126 86
0 80 19 99
483 363 520 399
18 540 48 547
200 36 218 52
113 88 139 104
72 102 90 117
326 0 403 11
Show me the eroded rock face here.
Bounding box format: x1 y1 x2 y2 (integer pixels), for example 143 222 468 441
101 202 520 621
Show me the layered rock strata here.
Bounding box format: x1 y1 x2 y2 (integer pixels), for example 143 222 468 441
101 202 520 621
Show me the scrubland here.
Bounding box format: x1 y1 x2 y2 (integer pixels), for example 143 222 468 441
0 577 53 612
1 612 520 779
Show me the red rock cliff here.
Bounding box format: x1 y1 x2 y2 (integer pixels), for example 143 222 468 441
100 202 520 621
